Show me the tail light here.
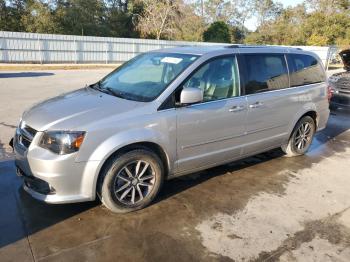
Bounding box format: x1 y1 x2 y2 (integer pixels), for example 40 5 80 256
327 85 334 102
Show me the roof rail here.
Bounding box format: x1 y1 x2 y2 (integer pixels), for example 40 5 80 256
225 44 241 48
224 44 273 49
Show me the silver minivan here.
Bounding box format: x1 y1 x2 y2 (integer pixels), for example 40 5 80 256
12 46 330 213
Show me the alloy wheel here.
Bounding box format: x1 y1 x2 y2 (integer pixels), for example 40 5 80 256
113 160 155 205
294 122 313 150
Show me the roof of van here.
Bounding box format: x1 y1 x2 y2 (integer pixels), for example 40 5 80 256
153 45 309 56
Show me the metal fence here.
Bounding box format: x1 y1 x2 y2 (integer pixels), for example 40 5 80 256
0 31 333 66
0 31 218 64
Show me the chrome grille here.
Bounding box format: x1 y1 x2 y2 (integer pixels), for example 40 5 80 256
334 73 350 94
338 80 350 91
17 122 37 149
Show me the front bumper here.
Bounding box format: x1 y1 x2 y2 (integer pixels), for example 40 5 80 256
13 129 100 204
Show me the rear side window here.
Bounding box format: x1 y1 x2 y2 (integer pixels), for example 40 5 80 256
287 54 325 87
242 54 289 95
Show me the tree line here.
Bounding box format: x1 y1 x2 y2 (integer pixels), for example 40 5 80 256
0 0 349 47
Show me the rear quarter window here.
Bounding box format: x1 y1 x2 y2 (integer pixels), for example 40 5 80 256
241 54 289 95
287 54 325 87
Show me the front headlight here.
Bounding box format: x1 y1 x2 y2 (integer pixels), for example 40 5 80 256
40 131 85 155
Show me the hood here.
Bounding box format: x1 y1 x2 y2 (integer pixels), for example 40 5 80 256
340 49 350 71
22 87 148 131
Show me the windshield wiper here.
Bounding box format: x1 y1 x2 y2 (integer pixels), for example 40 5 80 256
88 81 104 92
105 87 127 99
90 83 145 101
89 82 127 99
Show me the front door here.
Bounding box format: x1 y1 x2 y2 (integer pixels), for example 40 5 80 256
175 56 247 173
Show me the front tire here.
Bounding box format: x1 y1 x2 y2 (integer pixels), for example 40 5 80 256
99 149 164 213
282 116 316 157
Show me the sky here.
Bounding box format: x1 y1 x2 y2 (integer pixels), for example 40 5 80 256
245 0 305 31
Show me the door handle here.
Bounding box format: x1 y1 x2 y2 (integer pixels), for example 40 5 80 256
249 101 264 109
229 105 245 112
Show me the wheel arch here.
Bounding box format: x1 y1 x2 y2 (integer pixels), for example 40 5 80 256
286 109 318 143
95 141 170 198
300 111 318 126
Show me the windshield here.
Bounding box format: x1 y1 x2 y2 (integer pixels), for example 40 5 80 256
97 52 199 102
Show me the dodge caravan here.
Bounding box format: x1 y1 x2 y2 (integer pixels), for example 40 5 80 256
12 46 330 213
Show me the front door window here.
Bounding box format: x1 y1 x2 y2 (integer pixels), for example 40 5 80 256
182 56 240 102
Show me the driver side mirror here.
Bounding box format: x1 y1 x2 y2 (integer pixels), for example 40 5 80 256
180 87 203 105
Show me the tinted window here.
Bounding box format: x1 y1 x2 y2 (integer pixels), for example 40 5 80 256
287 54 325 87
183 56 240 102
242 54 289 95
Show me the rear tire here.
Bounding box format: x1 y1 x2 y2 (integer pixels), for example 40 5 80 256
281 116 316 157
99 149 164 213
